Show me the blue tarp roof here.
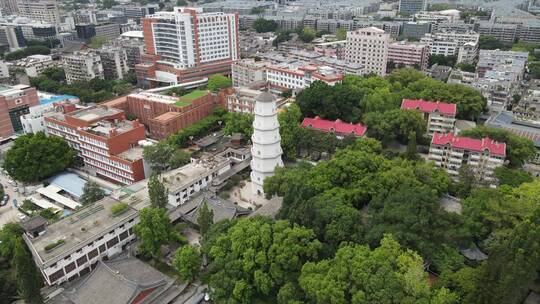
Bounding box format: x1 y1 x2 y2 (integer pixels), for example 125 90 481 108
47 172 87 199
39 95 78 105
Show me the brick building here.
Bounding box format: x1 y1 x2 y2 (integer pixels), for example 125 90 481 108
387 41 429 71
0 84 39 140
301 116 367 138
103 90 225 139
45 106 149 185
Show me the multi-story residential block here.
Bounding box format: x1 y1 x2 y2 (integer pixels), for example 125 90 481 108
62 51 103 84
94 23 121 40
232 59 267 87
401 99 457 135
428 132 506 183
313 40 347 59
45 106 149 185
102 90 223 139
21 100 79 134
22 196 140 285
0 84 39 139
457 42 478 64
106 38 145 71
97 46 129 80
345 27 389 76
398 0 427 14
266 64 343 93
402 22 431 40
12 54 57 77
136 7 239 88
414 10 461 23
476 21 519 43
16 0 60 24
420 31 480 56
0 0 18 15
0 25 23 51
301 116 367 138
387 41 429 71
226 86 260 114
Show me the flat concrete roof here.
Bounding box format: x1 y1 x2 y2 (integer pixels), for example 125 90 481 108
26 197 138 265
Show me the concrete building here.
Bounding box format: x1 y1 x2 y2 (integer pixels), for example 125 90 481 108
21 99 79 134
401 99 457 135
476 21 519 44
402 21 431 40
398 0 427 15
0 84 39 139
136 7 239 88
16 0 60 24
97 46 129 80
457 42 478 64
62 51 103 84
12 54 57 77
102 90 223 140
387 41 429 71
345 27 389 76
414 10 461 23
250 92 283 195
106 38 145 71
0 25 23 51
266 64 343 93
22 196 139 285
45 106 149 185
0 0 18 15
94 23 121 40
428 132 506 183
232 59 267 87
420 31 480 56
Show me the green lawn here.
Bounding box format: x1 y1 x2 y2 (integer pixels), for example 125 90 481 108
174 90 208 107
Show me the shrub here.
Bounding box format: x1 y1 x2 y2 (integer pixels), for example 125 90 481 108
110 203 129 216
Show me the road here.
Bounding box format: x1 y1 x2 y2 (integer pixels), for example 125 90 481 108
0 141 24 227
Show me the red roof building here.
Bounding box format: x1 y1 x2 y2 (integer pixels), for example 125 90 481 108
401 99 457 135
429 132 506 183
301 116 367 137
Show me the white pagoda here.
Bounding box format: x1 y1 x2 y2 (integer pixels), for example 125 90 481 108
250 91 283 195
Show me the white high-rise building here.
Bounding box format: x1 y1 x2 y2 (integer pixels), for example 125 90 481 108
250 92 283 196
345 27 389 76
16 0 60 24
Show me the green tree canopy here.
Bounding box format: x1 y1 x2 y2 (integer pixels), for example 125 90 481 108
252 18 278 33
148 174 168 208
207 74 232 92
335 28 347 40
278 103 303 160
197 201 214 235
207 217 322 303
173 246 201 282
13 238 43 303
134 207 177 258
299 235 458 304
459 126 536 167
493 166 533 187
223 112 253 138
299 27 316 43
80 181 106 205
3 132 76 183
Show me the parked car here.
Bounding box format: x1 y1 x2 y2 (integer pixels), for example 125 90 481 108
17 213 26 221
1 194 9 206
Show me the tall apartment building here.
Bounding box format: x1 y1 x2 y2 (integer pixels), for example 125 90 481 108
345 27 389 76
401 99 456 135
97 46 129 80
12 54 57 77
108 39 145 71
420 31 479 56
457 42 478 64
387 41 429 71
0 25 23 51
62 51 104 84
428 132 506 183
16 0 60 24
398 0 427 15
0 0 18 15
232 59 267 87
45 106 149 185
136 7 239 88
476 21 519 44
0 84 39 139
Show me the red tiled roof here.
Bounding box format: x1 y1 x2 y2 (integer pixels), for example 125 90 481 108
301 116 367 137
431 132 506 156
401 99 457 116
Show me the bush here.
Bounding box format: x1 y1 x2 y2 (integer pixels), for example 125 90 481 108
110 203 129 216
44 239 65 251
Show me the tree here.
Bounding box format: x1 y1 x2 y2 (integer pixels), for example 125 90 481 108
455 62 476 73
335 28 347 40
299 27 316 43
478 35 512 50
459 126 536 167
362 109 426 145
3 132 76 183
207 74 232 92
148 174 168 208
278 103 302 160
41 67 65 82
134 207 177 258
429 54 457 67
89 36 108 49
493 166 533 187
207 218 321 303
299 235 458 304
173 246 201 282
143 141 175 172
197 201 214 235
252 18 278 33
176 0 187 5
406 131 418 159
223 112 253 138
80 181 106 205
100 0 117 8
12 238 43 304
168 150 191 169
451 164 476 198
